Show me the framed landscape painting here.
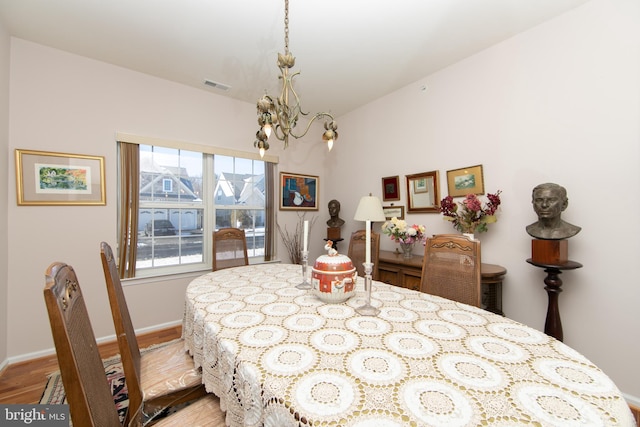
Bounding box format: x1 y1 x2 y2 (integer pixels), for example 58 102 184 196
446 164 485 197
280 172 319 210
15 149 106 206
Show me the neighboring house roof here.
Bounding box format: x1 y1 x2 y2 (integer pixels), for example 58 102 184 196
215 172 265 205
139 152 264 204
139 152 200 201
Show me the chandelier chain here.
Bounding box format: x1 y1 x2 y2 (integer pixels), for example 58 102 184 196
284 0 289 54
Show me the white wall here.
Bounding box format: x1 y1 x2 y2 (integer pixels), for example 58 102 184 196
5 38 328 361
327 0 640 401
0 17 10 367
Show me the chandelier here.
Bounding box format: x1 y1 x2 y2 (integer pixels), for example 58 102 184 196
254 0 338 157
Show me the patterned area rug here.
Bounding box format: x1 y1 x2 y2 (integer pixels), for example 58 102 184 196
40 354 128 422
39 339 179 423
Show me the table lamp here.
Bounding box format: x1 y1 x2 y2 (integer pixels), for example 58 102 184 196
354 194 386 315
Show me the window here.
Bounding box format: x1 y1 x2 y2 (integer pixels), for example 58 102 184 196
117 136 276 278
213 155 265 259
162 178 173 193
137 145 205 271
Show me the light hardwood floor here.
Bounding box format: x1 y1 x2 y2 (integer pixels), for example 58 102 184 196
0 325 638 426
0 325 182 404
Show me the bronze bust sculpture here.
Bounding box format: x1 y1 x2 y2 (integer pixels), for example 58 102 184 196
326 199 345 228
526 183 581 240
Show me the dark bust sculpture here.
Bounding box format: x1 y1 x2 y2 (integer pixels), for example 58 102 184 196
526 183 581 240
326 199 345 228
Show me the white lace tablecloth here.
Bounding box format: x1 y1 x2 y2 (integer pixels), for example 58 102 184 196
183 264 633 427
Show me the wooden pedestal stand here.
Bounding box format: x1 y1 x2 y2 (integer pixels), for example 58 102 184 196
527 253 582 342
324 227 343 250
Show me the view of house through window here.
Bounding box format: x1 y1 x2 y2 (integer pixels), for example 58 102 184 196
135 144 265 273
213 155 265 258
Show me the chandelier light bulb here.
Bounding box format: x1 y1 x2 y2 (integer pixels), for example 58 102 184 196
327 139 334 151
259 147 265 158
263 124 272 139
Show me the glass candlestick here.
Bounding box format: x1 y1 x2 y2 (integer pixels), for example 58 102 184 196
356 262 379 316
296 250 312 290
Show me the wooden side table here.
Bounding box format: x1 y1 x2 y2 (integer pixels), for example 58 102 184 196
526 258 583 342
378 250 507 315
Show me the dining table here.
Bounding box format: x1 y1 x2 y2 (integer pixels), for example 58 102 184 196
182 263 634 427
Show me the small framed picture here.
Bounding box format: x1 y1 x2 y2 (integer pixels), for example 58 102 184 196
446 164 485 197
15 149 106 206
382 205 405 220
280 172 319 210
413 177 428 193
381 176 400 201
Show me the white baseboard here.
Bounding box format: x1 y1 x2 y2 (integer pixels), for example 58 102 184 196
2 319 182 366
624 392 640 408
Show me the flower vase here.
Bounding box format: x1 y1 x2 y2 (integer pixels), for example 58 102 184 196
399 242 415 258
462 233 475 241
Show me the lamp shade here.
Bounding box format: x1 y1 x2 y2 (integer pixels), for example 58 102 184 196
354 195 386 222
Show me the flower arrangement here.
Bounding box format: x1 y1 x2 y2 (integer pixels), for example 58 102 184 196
381 217 427 245
440 190 502 234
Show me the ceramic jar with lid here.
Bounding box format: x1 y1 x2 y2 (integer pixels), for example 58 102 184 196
311 253 357 303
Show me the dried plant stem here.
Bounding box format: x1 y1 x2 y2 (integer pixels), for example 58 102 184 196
277 212 317 264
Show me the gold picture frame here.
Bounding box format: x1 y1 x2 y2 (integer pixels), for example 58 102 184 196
446 164 485 197
15 149 106 206
279 171 319 210
382 205 405 220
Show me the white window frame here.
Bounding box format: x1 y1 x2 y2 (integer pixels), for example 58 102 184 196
117 133 278 278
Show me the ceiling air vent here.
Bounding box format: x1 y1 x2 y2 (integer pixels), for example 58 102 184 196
204 79 231 91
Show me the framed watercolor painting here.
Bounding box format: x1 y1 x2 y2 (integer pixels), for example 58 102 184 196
15 149 106 206
446 164 485 197
381 175 400 201
279 172 319 210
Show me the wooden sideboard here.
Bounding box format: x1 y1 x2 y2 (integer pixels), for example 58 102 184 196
378 250 424 292
378 250 506 315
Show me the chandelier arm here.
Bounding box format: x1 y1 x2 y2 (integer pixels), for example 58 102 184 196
271 124 287 142
287 71 309 117
278 67 290 110
288 112 335 140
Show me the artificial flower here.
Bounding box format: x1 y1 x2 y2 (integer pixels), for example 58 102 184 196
440 191 502 234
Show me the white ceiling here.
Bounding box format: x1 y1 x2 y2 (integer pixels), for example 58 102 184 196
0 0 591 117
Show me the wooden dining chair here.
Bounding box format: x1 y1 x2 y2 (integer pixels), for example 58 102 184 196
100 242 207 422
212 227 249 271
44 261 226 427
420 234 482 307
347 229 380 280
